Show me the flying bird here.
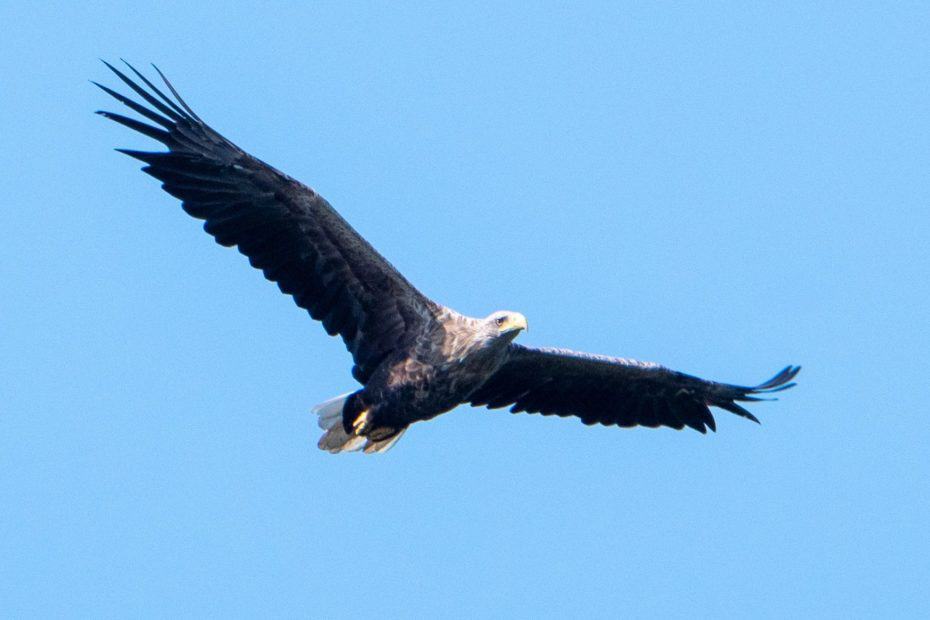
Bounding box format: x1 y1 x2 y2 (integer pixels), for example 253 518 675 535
95 61 799 454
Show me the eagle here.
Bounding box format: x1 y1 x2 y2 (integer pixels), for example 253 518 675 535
95 61 800 454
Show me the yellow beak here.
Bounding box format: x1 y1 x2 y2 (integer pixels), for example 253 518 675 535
499 313 528 334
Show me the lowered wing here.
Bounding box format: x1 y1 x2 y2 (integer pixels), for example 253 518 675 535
470 345 800 433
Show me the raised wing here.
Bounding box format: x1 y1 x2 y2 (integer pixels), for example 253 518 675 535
469 345 800 433
95 61 438 383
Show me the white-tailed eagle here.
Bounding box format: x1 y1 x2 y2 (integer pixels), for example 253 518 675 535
95 61 799 454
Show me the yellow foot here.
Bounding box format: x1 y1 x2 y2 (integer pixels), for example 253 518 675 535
352 409 372 435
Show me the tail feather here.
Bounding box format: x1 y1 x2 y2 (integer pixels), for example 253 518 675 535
313 392 351 431
312 392 364 453
363 429 407 454
318 427 366 453
312 392 408 454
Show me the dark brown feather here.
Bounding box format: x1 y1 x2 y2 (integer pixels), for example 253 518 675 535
470 345 800 433
96 62 439 384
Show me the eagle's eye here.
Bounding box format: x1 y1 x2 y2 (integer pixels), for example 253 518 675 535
495 316 507 326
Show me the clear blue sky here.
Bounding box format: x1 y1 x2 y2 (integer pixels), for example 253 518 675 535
2 2 928 617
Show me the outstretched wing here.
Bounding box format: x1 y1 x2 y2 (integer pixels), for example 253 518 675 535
95 61 439 384
469 345 800 433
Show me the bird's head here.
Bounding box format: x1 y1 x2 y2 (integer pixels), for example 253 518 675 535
485 310 528 341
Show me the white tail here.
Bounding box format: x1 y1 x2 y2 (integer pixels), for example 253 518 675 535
312 393 406 454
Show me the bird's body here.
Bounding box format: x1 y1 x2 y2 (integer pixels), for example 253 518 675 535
96 61 799 454
319 309 525 451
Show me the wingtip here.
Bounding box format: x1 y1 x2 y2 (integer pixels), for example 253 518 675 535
100 58 119 73
752 364 802 392
150 62 202 121
113 148 152 161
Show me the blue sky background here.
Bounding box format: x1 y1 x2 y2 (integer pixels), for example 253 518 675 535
2 2 928 617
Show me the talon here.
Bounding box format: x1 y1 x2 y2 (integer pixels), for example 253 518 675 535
352 409 371 435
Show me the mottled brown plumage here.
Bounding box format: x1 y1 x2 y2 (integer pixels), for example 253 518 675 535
96 61 799 454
